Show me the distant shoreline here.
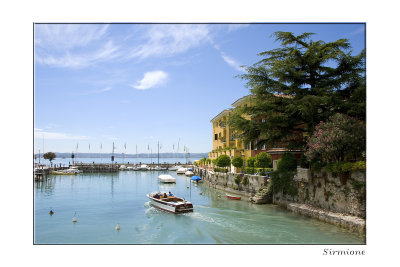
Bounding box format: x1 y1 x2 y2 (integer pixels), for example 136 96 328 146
34 152 208 159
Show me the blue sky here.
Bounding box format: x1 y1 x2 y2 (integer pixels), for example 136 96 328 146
34 23 365 154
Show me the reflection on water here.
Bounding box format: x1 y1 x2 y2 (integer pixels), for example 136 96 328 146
34 171 365 244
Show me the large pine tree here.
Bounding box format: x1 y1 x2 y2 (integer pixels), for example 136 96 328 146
229 31 365 149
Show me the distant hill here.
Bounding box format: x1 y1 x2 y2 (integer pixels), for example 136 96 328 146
36 152 208 159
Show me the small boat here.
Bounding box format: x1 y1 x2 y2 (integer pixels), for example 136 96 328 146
119 165 127 170
147 192 194 214
226 194 241 200
191 175 203 183
52 171 71 175
65 167 82 174
126 166 134 171
158 174 176 183
176 167 188 174
169 165 182 171
185 171 194 176
137 164 150 171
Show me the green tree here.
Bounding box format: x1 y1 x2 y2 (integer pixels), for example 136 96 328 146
254 152 272 173
229 31 365 149
246 157 256 174
216 154 231 170
43 152 56 166
231 156 244 173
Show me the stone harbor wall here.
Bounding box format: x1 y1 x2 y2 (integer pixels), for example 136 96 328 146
273 167 366 219
195 166 366 233
194 167 268 200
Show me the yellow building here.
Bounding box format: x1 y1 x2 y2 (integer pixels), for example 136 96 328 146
209 95 253 161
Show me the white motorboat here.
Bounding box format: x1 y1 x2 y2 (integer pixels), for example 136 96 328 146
137 164 150 171
119 165 127 170
185 171 194 176
158 174 176 183
147 192 193 214
65 167 82 174
176 167 188 174
168 165 182 171
126 166 134 171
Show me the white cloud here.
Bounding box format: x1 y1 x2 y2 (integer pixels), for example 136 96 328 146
221 52 245 72
227 24 250 32
35 41 120 68
131 70 168 90
35 24 109 50
34 129 89 140
128 24 211 60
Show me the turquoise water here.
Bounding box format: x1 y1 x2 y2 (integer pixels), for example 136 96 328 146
34 171 365 244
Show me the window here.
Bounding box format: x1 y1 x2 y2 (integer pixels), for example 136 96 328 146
214 134 218 140
262 144 267 150
245 143 249 150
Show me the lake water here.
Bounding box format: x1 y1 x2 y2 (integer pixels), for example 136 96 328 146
34 171 365 244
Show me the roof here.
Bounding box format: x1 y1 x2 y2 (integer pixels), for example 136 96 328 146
210 109 231 123
231 95 253 107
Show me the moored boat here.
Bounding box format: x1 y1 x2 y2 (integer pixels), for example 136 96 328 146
147 192 193 214
52 170 70 175
226 194 241 200
185 171 194 176
137 164 150 171
169 165 182 171
158 174 176 183
176 167 188 174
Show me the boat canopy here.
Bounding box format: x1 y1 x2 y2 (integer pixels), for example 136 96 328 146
191 176 202 181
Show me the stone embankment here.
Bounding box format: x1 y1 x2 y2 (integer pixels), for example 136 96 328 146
287 203 365 233
194 166 366 234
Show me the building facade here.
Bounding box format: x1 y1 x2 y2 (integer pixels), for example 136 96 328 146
209 95 302 164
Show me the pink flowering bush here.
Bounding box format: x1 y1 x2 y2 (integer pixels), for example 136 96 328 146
305 113 365 164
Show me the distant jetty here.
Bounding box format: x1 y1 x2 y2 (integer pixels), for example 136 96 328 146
34 152 208 159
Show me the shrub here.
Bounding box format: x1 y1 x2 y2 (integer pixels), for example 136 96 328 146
326 161 366 174
278 153 297 172
299 154 309 168
305 113 366 164
254 152 272 170
241 176 249 186
234 175 241 185
246 157 255 168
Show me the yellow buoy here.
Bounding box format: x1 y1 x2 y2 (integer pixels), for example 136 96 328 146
115 224 120 231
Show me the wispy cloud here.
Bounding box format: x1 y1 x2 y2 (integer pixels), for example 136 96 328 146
35 24 109 50
344 26 365 37
127 24 211 60
213 44 245 72
227 24 250 32
34 128 89 140
131 70 168 90
35 40 120 68
221 53 245 72
82 86 112 95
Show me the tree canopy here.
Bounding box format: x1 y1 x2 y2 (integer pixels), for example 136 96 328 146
228 31 365 150
43 152 56 164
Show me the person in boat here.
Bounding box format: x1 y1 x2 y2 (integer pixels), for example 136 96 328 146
168 191 173 196
163 193 168 198
154 193 160 199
